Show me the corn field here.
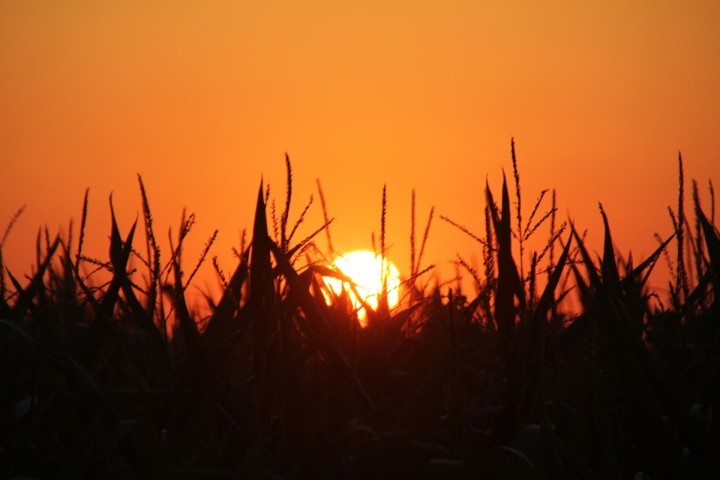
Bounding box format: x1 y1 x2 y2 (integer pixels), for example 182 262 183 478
1 145 718 479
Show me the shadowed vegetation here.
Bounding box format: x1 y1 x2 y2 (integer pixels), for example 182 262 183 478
1 144 718 479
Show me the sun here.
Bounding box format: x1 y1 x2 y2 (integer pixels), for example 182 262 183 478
323 250 401 326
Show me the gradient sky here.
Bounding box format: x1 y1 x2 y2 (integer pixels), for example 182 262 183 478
1 1 719 300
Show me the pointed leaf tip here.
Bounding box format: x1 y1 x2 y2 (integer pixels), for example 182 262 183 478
599 203 620 286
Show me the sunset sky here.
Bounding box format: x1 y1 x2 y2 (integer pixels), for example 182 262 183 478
1 1 719 299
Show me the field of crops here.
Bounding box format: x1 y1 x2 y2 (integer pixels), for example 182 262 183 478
1 148 718 479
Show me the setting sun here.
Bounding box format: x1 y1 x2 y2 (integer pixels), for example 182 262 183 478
2 2 719 477
323 250 401 325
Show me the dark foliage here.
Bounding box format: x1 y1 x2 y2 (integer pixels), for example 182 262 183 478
1 147 718 479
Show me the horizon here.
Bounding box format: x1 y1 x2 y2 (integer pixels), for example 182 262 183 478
1 1 719 302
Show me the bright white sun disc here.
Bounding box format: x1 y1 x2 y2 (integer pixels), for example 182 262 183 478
324 250 401 324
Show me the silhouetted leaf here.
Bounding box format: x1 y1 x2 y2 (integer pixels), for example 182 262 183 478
203 250 249 342
696 198 720 280
248 180 276 352
599 204 620 289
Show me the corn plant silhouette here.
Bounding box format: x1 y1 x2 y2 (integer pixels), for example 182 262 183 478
1 147 719 479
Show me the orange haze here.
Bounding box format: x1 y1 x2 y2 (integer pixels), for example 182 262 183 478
1 1 719 304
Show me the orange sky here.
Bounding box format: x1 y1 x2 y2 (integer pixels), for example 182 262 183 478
1 1 719 301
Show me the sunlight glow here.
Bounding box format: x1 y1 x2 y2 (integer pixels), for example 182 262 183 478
323 250 401 326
